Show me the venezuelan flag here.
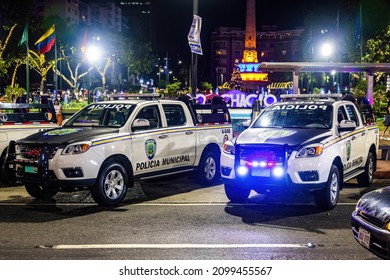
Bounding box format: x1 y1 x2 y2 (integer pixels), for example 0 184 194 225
35 25 55 54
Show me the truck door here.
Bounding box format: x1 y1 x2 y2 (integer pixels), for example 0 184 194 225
345 104 366 170
131 105 169 175
162 104 196 168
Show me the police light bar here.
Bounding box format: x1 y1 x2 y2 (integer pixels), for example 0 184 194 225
109 93 160 100
280 94 342 100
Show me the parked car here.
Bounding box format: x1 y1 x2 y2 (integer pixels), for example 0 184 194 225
351 186 390 259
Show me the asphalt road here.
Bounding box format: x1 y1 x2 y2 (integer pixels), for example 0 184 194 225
0 174 387 261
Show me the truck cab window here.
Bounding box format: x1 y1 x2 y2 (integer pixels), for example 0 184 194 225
163 104 186 126
135 106 161 129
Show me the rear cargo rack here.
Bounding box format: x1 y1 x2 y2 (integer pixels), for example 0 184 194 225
280 94 342 101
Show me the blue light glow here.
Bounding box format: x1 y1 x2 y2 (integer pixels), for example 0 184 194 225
237 166 249 176
273 167 284 177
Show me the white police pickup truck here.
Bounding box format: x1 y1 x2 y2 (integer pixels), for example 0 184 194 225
7 95 232 206
0 102 58 184
221 94 379 210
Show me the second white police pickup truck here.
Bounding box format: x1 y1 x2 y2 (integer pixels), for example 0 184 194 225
7 94 232 206
221 94 379 210
0 102 58 184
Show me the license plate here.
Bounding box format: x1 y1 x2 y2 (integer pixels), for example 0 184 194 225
25 166 38 174
252 168 270 177
357 227 371 248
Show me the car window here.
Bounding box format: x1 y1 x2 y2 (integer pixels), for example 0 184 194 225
252 102 332 129
162 104 186 127
337 106 348 124
345 104 360 126
64 103 134 127
134 105 161 129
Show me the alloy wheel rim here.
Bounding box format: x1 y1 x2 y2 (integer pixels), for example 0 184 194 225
204 157 216 180
330 172 339 204
104 170 124 199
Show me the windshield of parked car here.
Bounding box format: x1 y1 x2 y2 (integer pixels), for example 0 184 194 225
252 102 333 129
63 103 135 127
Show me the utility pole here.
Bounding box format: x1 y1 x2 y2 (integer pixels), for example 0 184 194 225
191 0 198 97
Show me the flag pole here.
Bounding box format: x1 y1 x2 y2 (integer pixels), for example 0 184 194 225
26 23 30 103
359 4 363 63
54 25 58 100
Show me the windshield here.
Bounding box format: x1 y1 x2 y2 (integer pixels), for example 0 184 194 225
252 102 333 129
64 103 135 128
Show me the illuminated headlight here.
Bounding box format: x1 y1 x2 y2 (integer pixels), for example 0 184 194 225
296 145 323 158
272 166 284 177
223 140 235 155
62 142 91 155
386 221 390 231
237 166 249 176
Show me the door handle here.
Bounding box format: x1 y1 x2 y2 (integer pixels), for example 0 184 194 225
159 134 168 139
352 136 356 140
185 131 194 135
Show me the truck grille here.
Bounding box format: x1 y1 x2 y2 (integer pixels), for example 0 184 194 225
15 144 58 161
237 144 287 163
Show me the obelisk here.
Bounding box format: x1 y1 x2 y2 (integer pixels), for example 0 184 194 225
242 0 258 63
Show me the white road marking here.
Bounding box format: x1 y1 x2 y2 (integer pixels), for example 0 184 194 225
0 202 358 206
41 243 313 250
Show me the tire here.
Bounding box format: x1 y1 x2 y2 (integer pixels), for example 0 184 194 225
25 184 58 200
224 183 251 203
91 162 129 206
0 154 18 186
357 151 374 187
314 164 340 211
196 149 220 186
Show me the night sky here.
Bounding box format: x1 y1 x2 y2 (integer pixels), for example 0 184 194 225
152 0 345 59
152 0 390 62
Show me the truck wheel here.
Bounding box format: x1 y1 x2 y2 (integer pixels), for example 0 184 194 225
0 154 18 186
196 149 220 186
224 183 250 203
91 162 129 206
25 184 57 200
314 164 340 210
357 151 374 187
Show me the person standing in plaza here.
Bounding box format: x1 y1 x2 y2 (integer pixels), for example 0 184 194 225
382 99 390 139
54 99 63 126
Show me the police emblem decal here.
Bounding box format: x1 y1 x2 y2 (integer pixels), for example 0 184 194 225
145 139 157 160
346 140 351 161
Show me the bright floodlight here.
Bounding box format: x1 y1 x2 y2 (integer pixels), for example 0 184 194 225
86 46 101 63
320 42 333 58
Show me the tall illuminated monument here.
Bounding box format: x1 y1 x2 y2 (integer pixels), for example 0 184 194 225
238 0 268 90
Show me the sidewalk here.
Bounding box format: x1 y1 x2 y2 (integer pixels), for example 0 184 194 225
375 159 390 179
375 138 390 179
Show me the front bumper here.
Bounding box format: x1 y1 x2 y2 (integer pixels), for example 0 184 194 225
7 141 98 190
351 210 390 259
221 143 330 192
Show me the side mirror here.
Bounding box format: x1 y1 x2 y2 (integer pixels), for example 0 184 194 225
131 118 150 131
338 120 356 132
243 119 251 128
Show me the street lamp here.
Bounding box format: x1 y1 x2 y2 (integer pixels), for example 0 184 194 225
320 42 333 59
168 71 172 84
158 68 164 87
86 45 101 103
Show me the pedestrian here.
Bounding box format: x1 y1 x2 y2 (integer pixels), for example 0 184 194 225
54 99 63 126
382 99 390 140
